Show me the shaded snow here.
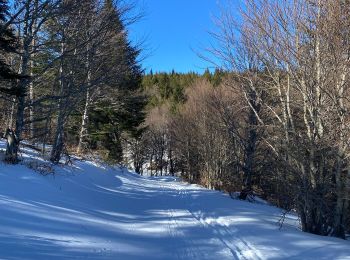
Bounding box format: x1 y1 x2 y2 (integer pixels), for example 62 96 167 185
0 142 349 259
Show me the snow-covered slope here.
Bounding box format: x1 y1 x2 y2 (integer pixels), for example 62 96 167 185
0 145 349 259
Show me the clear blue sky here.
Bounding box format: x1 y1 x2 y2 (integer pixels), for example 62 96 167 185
129 0 225 74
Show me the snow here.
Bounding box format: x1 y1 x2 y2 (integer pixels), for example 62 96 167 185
0 141 349 259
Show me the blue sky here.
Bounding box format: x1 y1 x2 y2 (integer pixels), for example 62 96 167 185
129 0 225 74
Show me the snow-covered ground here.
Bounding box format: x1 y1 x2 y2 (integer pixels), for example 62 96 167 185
0 142 349 259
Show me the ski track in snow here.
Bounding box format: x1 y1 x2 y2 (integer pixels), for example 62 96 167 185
0 141 349 259
172 183 239 260
170 182 261 260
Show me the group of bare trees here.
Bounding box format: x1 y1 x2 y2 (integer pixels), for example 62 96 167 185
0 0 144 164
208 0 350 239
128 0 349 239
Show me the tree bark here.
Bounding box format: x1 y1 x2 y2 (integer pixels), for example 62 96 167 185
239 88 260 200
50 38 66 164
76 88 90 154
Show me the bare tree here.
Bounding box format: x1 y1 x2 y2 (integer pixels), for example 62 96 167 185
210 0 350 238
6 0 60 161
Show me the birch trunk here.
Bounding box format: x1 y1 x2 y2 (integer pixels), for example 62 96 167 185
76 88 90 154
50 39 66 163
77 41 92 154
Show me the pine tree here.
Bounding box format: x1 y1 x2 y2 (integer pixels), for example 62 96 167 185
80 0 146 162
0 0 24 163
0 0 20 84
50 0 99 163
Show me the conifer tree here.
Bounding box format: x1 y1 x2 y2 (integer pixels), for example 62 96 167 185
77 0 146 162
0 0 19 84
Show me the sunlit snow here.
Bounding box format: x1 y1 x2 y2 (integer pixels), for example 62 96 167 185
0 141 349 259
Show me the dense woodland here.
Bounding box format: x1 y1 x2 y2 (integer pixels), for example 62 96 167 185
0 0 145 164
0 0 349 240
125 0 350 239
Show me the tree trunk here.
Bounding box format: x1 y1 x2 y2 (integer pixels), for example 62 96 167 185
50 110 65 163
168 146 174 176
332 164 347 239
240 88 259 200
50 39 66 164
10 1 34 163
77 40 92 154
29 56 35 139
76 88 90 154
7 98 16 128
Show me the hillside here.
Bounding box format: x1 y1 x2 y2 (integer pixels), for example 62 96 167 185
0 142 349 259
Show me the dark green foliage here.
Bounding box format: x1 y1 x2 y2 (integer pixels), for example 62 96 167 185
0 0 21 85
88 104 124 163
70 0 146 162
0 0 15 55
142 69 227 112
87 93 146 163
203 68 225 87
142 71 199 109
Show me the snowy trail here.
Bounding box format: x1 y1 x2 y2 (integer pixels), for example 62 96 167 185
0 152 349 259
168 183 241 260
160 181 239 260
